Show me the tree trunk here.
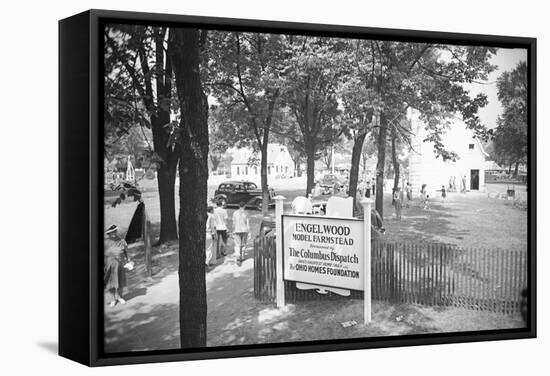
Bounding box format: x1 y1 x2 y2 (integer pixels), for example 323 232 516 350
305 141 316 196
151 34 178 244
349 131 367 209
292 155 301 177
210 155 221 172
362 152 368 179
152 111 179 244
260 143 269 215
170 28 208 349
391 134 400 204
514 161 519 177
156 161 178 243
375 113 388 217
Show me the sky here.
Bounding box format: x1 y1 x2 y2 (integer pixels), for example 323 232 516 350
463 48 527 129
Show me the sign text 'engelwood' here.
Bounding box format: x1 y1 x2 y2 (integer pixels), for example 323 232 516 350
283 216 364 290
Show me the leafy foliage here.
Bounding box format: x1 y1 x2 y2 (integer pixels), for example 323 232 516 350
491 61 528 173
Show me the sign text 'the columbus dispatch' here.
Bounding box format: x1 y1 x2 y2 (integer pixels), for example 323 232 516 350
283 215 364 291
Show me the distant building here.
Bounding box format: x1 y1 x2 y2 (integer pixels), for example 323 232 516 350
228 143 295 179
408 109 489 195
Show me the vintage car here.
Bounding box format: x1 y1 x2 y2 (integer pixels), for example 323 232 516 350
318 174 347 194
213 180 275 210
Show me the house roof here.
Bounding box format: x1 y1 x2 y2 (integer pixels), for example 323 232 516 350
230 143 290 165
474 137 490 158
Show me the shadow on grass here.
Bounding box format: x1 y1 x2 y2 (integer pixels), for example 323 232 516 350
104 302 180 353
383 200 469 245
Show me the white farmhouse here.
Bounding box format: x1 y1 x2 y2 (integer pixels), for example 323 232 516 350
229 143 295 180
408 109 489 196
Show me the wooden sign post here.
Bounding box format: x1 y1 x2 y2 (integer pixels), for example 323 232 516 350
275 195 286 308
361 198 373 324
276 196 372 324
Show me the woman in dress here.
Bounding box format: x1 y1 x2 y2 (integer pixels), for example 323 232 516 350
393 187 403 220
104 225 129 307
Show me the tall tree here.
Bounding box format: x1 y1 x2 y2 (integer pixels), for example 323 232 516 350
369 42 496 216
205 32 286 214
283 37 346 195
338 39 379 205
104 25 179 243
492 61 528 176
169 27 209 348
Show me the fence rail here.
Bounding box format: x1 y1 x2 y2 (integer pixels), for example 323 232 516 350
253 236 527 315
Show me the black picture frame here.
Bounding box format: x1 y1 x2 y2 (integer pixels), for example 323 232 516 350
59 9 537 367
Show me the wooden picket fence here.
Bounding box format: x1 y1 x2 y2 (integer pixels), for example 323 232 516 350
253 236 527 315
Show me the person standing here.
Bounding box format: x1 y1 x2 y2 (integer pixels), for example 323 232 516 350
461 175 467 193
213 200 229 258
313 182 321 197
232 201 250 264
357 179 365 198
441 185 447 202
205 206 217 266
420 184 429 210
393 187 403 220
104 225 130 308
405 182 413 207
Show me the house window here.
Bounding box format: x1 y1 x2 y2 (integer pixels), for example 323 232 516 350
469 144 474 150
254 167 258 175
236 166 240 175
245 166 249 175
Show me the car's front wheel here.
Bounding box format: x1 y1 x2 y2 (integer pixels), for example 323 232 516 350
217 197 227 207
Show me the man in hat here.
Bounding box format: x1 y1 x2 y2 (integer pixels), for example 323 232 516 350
104 225 130 307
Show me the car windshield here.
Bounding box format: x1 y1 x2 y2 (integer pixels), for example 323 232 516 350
244 183 257 190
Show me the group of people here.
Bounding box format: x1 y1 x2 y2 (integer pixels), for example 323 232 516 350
103 200 252 309
205 201 251 267
448 175 468 193
357 178 377 198
392 182 430 219
391 183 414 220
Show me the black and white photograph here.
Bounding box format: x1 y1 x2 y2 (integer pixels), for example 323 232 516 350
101 19 531 353
4 0 550 374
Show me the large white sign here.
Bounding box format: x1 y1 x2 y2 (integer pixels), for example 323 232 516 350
282 215 364 290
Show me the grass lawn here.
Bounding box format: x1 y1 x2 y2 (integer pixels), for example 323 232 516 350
382 190 527 251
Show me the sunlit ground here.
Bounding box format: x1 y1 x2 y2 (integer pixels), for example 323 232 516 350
103 177 527 353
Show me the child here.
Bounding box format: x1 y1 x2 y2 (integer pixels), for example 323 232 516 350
405 182 413 207
393 187 403 220
441 185 447 202
420 184 429 210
